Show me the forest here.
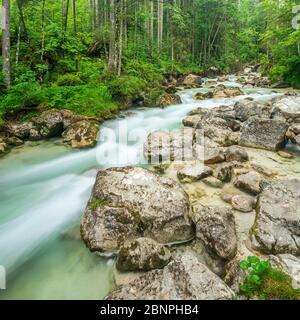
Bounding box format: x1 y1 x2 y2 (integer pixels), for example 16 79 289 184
0 0 299 125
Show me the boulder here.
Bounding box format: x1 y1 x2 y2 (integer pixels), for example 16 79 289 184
213 86 243 98
144 128 195 163
62 120 99 149
202 176 223 188
7 122 34 140
251 179 300 256
272 96 300 122
31 109 64 139
231 195 256 213
106 252 234 300
213 162 234 182
239 117 288 151
224 257 247 294
194 91 213 100
156 93 182 108
203 147 225 164
207 66 219 77
234 100 272 122
81 167 193 252
116 238 171 272
183 74 202 87
224 146 249 162
234 171 262 195
218 75 229 82
177 164 213 183
0 141 9 156
192 204 237 260
196 113 234 146
182 115 201 127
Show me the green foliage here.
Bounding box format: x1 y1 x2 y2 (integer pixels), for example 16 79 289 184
44 84 117 118
56 74 83 86
0 81 45 113
108 76 146 105
239 256 300 300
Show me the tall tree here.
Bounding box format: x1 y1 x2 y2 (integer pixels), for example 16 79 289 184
2 0 11 88
108 0 116 70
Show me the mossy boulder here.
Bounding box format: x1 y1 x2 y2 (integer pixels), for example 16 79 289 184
62 120 99 149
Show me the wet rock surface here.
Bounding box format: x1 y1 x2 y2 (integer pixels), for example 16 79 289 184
192 204 237 260
116 238 171 272
81 167 194 252
251 179 300 256
106 252 234 300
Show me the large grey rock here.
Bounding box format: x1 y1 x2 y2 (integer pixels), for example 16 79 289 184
81 167 193 252
231 194 256 213
224 146 249 162
177 164 213 183
239 117 288 151
182 115 202 127
272 96 300 121
203 147 225 164
196 113 235 146
192 204 237 260
183 74 202 87
224 257 247 294
234 100 271 122
251 179 300 256
213 162 235 182
62 120 99 148
156 93 182 108
116 238 171 272
106 252 234 300
234 171 262 195
144 128 195 162
213 86 243 98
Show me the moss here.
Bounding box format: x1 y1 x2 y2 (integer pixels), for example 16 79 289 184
260 269 300 300
90 199 107 210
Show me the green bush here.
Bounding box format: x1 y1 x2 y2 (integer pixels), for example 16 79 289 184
44 84 117 118
56 74 83 86
108 75 146 105
239 256 300 300
0 81 45 112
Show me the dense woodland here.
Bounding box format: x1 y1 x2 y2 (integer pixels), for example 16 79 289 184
0 0 299 124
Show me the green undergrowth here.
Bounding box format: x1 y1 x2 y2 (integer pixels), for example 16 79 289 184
239 256 300 300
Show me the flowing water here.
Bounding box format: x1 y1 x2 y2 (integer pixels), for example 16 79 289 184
0 76 285 299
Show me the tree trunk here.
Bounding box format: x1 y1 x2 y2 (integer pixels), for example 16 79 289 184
108 0 116 70
117 0 123 76
17 0 28 42
41 0 46 64
2 0 11 88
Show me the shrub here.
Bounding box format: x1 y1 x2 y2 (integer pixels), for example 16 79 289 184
56 74 83 86
44 84 117 118
108 75 146 105
0 81 45 113
239 256 300 300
